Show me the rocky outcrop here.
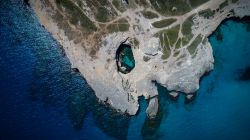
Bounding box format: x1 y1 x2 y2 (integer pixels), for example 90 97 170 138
169 91 179 100
185 93 196 104
146 97 159 119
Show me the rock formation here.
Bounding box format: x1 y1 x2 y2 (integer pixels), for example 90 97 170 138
146 97 158 119
169 91 179 100
28 0 250 116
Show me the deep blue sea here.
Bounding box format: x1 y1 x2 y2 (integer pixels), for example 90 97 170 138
1 1 250 140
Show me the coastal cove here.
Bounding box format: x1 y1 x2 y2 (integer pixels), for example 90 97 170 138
128 17 250 140
1 1 250 140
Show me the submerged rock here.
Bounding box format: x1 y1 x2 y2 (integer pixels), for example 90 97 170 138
146 97 159 119
239 66 250 81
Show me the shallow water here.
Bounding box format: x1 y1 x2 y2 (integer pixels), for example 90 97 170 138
1 1 250 140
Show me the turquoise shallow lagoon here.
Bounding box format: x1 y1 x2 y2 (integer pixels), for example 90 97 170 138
0 1 250 140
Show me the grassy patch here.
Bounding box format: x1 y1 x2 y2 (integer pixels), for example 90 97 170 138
173 50 180 57
149 0 191 16
175 38 182 49
156 26 180 60
161 46 171 60
181 14 195 45
202 38 208 45
156 25 180 47
118 24 130 32
128 37 139 47
219 0 228 9
152 18 177 28
143 56 151 62
117 18 128 23
106 18 130 33
55 0 97 32
135 0 149 7
187 35 202 55
232 0 239 3
85 0 117 22
189 0 209 8
107 24 119 33
141 11 158 19
95 7 110 22
158 31 171 59
198 8 215 18
133 38 139 47
166 25 180 46
112 0 126 12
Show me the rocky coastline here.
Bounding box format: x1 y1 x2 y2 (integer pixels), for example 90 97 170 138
28 0 250 118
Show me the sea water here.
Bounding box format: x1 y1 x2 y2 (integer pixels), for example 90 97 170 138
127 20 250 139
1 1 250 140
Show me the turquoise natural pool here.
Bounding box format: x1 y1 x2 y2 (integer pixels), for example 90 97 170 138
116 43 135 74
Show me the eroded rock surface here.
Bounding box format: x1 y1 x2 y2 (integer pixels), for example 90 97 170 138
29 0 250 115
146 97 159 119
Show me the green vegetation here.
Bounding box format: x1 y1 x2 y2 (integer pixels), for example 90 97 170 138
149 0 191 16
173 50 180 57
119 24 130 31
133 38 139 47
76 0 83 7
219 0 228 9
128 37 140 48
156 30 171 60
189 0 209 8
141 11 158 19
232 0 239 3
202 38 208 45
156 25 180 59
181 14 195 45
112 0 126 12
166 25 180 46
161 42 171 59
85 0 117 22
55 0 97 32
175 38 182 49
107 24 130 33
95 7 110 22
53 10 79 41
156 25 180 47
187 35 202 54
181 37 188 46
106 18 130 33
135 0 149 7
198 8 215 18
152 18 177 28
143 56 151 62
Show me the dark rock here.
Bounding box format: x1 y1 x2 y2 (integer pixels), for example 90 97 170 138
215 29 223 41
72 68 79 73
238 66 250 81
23 0 30 7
